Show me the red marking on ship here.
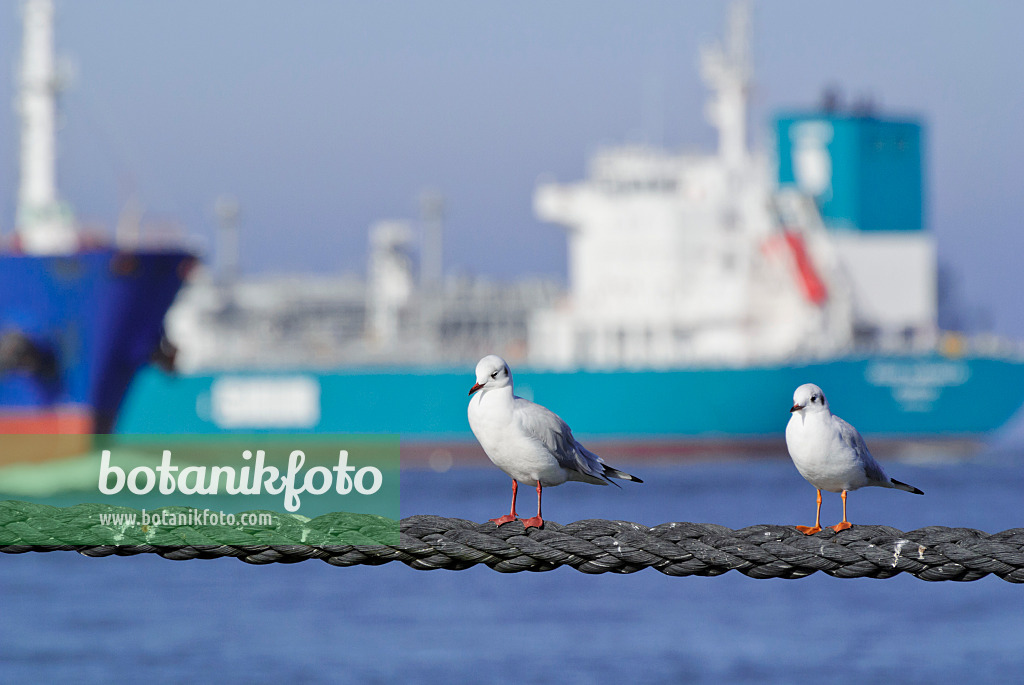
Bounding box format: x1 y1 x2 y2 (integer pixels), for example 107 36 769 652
765 231 828 306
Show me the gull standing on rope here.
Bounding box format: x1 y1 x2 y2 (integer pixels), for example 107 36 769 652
467 354 642 528
786 383 923 535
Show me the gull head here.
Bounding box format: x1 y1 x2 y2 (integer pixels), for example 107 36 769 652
790 383 829 415
469 355 512 396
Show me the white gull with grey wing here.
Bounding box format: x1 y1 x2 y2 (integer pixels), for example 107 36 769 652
467 354 641 528
786 383 923 534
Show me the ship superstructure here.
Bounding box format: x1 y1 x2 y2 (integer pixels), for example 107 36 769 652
166 212 561 371
530 2 934 369
165 240 560 372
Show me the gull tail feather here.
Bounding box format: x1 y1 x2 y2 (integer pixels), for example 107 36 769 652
890 478 924 495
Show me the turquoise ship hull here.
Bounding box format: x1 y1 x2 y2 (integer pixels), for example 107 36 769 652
116 354 1024 443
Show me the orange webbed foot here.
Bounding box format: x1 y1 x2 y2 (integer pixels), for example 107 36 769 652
795 525 822 535
520 516 544 529
489 514 519 526
831 521 852 532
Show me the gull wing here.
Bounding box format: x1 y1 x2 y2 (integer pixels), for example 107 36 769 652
832 415 889 483
512 396 608 484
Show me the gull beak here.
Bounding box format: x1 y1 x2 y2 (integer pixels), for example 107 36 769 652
469 382 484 396
790 403 804 413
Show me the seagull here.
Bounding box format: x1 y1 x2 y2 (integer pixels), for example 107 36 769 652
467 354 642 528
786 383 923 535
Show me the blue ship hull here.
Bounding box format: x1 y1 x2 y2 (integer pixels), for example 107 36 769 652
0 248 194 433
117 354 1024 443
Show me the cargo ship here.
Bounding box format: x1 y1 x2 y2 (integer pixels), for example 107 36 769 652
115 2 1024 450
0 0 192 435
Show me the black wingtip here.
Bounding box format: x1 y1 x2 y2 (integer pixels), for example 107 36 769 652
602 466 643 486
892 478 924 495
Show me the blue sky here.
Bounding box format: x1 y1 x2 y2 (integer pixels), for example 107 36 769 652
1 1 1022 335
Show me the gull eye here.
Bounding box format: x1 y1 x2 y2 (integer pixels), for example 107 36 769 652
490 371 498 379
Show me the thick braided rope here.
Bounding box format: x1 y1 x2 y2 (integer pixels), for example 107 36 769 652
2 502 1024 582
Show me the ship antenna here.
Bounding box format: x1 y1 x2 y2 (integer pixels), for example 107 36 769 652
16 0 77 254
700 0 752 171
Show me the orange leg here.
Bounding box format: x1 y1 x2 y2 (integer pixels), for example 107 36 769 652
490 479 520 526
521 481 544 529
831 490 852 532
796 488 823 535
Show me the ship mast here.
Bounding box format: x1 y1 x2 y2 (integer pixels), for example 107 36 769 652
700 0 751 171
16 0 77 254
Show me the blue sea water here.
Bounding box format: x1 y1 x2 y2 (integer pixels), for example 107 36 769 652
2 451 1024 684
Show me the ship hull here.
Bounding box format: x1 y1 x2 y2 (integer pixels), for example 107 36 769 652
116 354 1024 446
0 249 193 433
